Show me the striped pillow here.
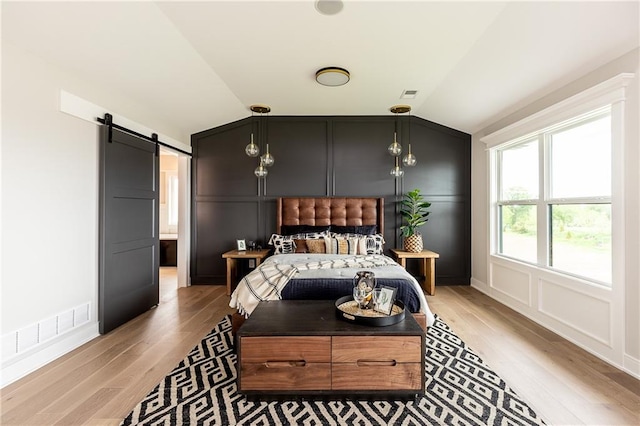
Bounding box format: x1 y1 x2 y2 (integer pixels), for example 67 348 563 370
324 237 358 255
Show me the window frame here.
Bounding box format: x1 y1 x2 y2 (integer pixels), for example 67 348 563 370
484 73 632 292
493 107 613 286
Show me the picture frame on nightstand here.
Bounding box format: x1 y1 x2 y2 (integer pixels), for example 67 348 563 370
237 239 246 251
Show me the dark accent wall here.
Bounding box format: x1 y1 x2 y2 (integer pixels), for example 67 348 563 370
191 115 471 285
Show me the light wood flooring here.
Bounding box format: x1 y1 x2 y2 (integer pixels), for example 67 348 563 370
1 271 639 425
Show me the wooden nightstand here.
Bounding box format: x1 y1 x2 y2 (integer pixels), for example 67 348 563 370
389 248 440 296
222 249 270 296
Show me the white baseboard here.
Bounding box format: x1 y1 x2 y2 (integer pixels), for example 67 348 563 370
623 354 640 379
1 322 99 388
470 277 489 294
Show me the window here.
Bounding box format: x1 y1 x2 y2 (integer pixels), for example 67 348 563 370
494 108 612 284
497 139 538 263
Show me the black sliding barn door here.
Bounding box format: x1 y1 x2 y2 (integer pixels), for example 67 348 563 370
99 126 159 334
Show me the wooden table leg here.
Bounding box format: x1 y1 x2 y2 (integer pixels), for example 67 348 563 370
226 258 236 296
423 257 435 296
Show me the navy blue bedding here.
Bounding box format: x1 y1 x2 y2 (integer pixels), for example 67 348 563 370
280 278 421 312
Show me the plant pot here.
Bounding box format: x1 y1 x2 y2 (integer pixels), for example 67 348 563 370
404 233 423 253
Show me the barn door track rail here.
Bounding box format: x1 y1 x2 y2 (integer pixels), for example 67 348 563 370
97 113 192 157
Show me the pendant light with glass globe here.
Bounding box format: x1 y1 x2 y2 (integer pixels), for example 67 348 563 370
388 105 416 178
244 104 274 178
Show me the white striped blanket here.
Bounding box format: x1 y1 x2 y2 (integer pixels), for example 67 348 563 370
229 255 397 317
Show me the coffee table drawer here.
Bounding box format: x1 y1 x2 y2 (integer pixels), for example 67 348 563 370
332 362 423 390
332 336 422 363
241 362 331 390
240 336 331 363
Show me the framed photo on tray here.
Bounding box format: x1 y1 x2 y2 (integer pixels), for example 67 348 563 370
374 286 397 315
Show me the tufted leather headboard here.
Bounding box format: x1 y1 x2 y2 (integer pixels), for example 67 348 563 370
277 197 384 235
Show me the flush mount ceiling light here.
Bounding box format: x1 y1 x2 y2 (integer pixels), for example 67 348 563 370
315 0 344 15
315 67 350 87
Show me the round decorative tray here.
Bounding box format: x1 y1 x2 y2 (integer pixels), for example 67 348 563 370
334 295 405 326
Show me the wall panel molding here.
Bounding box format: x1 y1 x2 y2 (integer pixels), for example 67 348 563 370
488 255 621 371
490 262 532 306
191 115 471 285
539 278 611 346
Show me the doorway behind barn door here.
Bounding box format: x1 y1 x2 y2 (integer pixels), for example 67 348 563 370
158 147 191 300
159 150 179 300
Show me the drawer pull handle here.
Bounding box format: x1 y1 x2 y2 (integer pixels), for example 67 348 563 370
356 360 397 367
264 360 306 368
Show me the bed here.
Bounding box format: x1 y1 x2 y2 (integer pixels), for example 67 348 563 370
229 197 435 333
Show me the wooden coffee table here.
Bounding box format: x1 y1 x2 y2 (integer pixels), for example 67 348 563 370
236 300 425 397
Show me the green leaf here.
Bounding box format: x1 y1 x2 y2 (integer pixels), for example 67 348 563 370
398 188 431 234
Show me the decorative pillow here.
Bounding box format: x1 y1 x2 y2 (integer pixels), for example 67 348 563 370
325 236 358 255
330 225 377 235
294 239 308 253
268 233 282 246
281 225 331 236
268 228 329 254
357 233 385 255
302 230 330 239
306 239 326 254
330 232 364 239
268 234 296 254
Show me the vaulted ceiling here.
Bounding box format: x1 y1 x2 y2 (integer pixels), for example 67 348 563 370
2 1 638 139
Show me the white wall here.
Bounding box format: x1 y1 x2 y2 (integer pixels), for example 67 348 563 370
471 48 640 376
625 56 640 373
0 41 187 386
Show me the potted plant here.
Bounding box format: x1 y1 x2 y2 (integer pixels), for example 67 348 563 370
400 189 431 252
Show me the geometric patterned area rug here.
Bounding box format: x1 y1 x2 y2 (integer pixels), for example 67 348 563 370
121 315 546 425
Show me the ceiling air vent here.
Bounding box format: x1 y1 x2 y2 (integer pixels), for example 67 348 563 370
401 90 418 99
